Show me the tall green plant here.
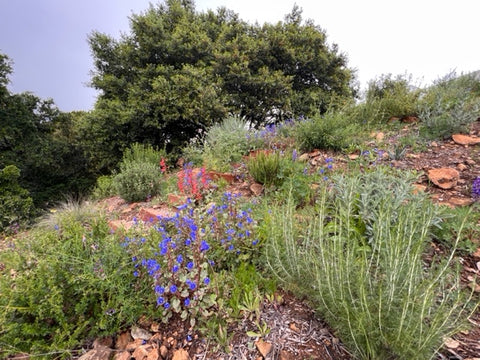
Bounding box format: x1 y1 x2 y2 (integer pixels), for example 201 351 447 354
264 169 473 359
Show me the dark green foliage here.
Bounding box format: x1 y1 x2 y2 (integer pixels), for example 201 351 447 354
0 165 35 232
0 53 95 206
85 1 354 169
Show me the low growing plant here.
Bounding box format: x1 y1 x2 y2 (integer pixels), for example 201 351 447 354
0 201 153 358
264 168 474 359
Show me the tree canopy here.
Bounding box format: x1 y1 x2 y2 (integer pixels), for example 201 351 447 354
87 0 354 170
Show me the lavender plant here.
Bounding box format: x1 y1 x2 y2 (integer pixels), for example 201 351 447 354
472 176 480 199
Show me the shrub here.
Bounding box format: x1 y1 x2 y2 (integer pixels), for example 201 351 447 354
113 144 166 202
264 168 472 359
418 72 480 140
91 175 116 200
114 162 162 202
202 116 254 170
0 201 153 357
294 112 361 152
0 165 35 233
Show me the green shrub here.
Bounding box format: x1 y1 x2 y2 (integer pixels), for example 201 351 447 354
294 112 361 152
0 165 35 233
113 162 162 203
113 143 166 203
418 72 480 139
0 201 154 357
264 168 472 359
91 175 116 200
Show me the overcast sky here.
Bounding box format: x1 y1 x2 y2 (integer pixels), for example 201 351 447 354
0 0 478 112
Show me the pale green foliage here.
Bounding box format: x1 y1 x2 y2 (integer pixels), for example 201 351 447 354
202 116 253 169
264 169 473 359
418 72 480 139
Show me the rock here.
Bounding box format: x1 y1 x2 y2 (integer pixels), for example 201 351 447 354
132 326 153 340
376 132 385 141
452 134 480 145
159 345 169 359
78 346 112 360
172 349 190 360
279 350 296 360
457 163 469 171
115 332 132 350
126 339 147 352
132 344 153 360
138 208 176 223
109 220 133 232
114 351 131 360
444 337 460 349
93 336 114 349
348 154 359 160
298 153 310 162
289 322 300 333
448 197 473 207
412 184 427 195
254 339 273 357
207 171 235 184
167 193 188 206
146 348 161 360
250 183 263 196
427 168 459 189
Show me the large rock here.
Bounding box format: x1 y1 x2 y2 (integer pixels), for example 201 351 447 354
452 134 480 145
428 168 460 189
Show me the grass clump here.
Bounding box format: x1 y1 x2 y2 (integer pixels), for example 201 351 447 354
264 168 473 359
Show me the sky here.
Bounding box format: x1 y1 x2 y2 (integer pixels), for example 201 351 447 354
0 0 478 112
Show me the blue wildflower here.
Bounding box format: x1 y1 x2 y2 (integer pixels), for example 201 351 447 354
200 240 210 252
170 284 177 293
157 296 164 305
204 277 210 285
184 298 191 307
155 285 165 294
187 262 194 270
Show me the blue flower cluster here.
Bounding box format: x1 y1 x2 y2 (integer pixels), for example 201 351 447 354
124 192 259 319
472 176 480 199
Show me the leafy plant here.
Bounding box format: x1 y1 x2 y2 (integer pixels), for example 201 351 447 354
0 165 35 233
0 201 153 357
264 168 473 359
91 175 116 200
418 72 480 140
294 112 361 152
113 143 166 202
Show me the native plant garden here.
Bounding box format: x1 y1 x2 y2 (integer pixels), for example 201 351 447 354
1 1 480 359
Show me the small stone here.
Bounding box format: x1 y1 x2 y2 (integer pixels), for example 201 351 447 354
114 351 131 360
431 141 438 147
428 168 459 189
452 134 480 145
279 350 296 360
150 322 161 333
172 348 190 360
298 153 310 162
115 332 132 350
412 184 427 195
376 132 385 141
250 183 263 196
348 154 359 160
254 339 273 357
160 345 169 359
457 163 468 171
132 326 152 340
126 339 146 352
146 348 161 360
289 322 300 333
78 346 112 360
444 338 460 349
132 344 153 360
466 158 476 165
93 336 114 348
